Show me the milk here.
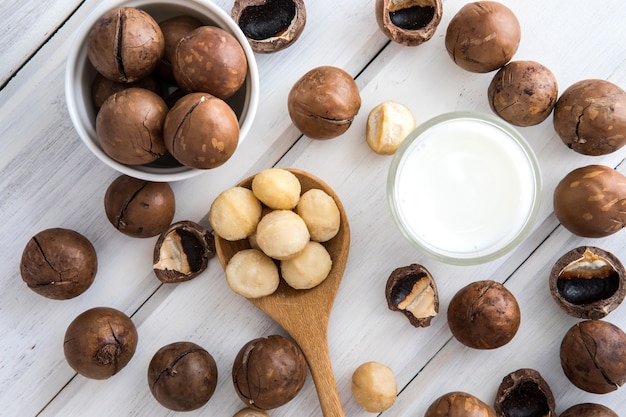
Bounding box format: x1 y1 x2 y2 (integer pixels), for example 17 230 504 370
391 115 540 261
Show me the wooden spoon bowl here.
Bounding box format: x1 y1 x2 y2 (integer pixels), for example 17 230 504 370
215 168 350 417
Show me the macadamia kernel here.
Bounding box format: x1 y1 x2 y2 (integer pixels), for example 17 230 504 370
252 168 302 210
351 361 397 413
296 188 340 242
256 210 310 260
225 249 279 298
366 101 416 155
281 241 332 289
209 187 262 241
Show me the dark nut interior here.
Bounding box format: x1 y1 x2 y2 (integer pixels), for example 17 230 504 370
20 228 97 300
63 307 138 380
153 220 215 283
425 391 496 417
550 246 624 319
375 0 442 46
385 263 438 327
494 368 555 417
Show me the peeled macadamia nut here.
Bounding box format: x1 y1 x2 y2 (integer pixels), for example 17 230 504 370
295 188 340 242
164 92 239 169
553 165 626 238
288 66 361 139
255 210 310 260
281 241 332 289
425 391 496 417
447 280 521 349
20 228 97 300
553 79 626 156
375 0 443 46
63 307 138 379
252 168 302 210
209 187 262 241
104 175 175 238
87 7 164 83
173 26 248 99
560 403 619 417
148 341 217 411
366 100 416 155
488 60 558 126
96 88 168 165
445 1 521 73
232 335 307 410
351 361 397 413
225 249 280 298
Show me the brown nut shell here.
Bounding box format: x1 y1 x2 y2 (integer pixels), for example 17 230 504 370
155 15 203 82
385 263 439 327
91 73 162 110
447 280 521 349
553 165 626 238
153 221 215 283
425 391 496 417
560 319 626 394
147 341 218 411
63 306 138 379
445 1 521 73
233 408 270 417
560 403 619 417
232 0 306 53
488 60 558 126
288 66 361 139
104 175 175 238
550 246 625 319
20 228 97 300
494 368 555 417
375 0 443 46
173 26 247 99
232 334 307 410
553 79 626 156
87 7 164 83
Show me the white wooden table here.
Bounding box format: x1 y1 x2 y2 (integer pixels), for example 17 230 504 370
1 0 625 416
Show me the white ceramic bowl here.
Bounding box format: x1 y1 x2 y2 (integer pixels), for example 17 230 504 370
65 0 259 182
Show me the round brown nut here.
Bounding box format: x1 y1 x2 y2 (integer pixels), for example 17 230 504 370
63 306 138 380
232 0 306 53
425 391 496 417
20 228 97 300
488 60 559 126
447 280 521 349
549 246 625 319
173 26 248 99
375 0 443 46
553 165 626 238
232 335 307 410
494 368 555 417
560 319 626 394
560 403 619 417
351 361 397 413
366 100 416 155
385 264 439 328
553 79 626 156
91 73 162 110
288 66 361 139
155 15 203 82
445 1 521 73
104 175 175 238
153 221 215 283
163 92 239 169
87 7 164 83
147 341 218 411
96 87 168 165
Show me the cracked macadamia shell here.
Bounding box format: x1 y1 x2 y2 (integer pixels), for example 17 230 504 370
494 368 555 417
63 307 138 380
20 228 97 300
553 79 626 156
553 165 626 238
288 66 361 139
87 7 164 83
375 0 443 46
96 87 168 165
425 391 496 417
385 263 439 328
232 0 306 53
445 1 521 73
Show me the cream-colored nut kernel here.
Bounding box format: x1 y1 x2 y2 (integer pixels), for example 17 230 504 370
225 249 279 298
295 188 340 242
366 100 416 155
256 210 310 260
209 187 262 241
351 361 397 413
233 408 270 417
252 168 302 210
281 241 332 289
153 230 191 274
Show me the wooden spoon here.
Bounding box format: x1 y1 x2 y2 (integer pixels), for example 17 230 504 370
215 168 350 417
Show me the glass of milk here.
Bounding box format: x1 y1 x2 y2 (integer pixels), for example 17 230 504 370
387 112 542 265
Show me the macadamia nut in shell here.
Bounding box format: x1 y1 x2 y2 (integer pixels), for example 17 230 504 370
209 187 262 241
